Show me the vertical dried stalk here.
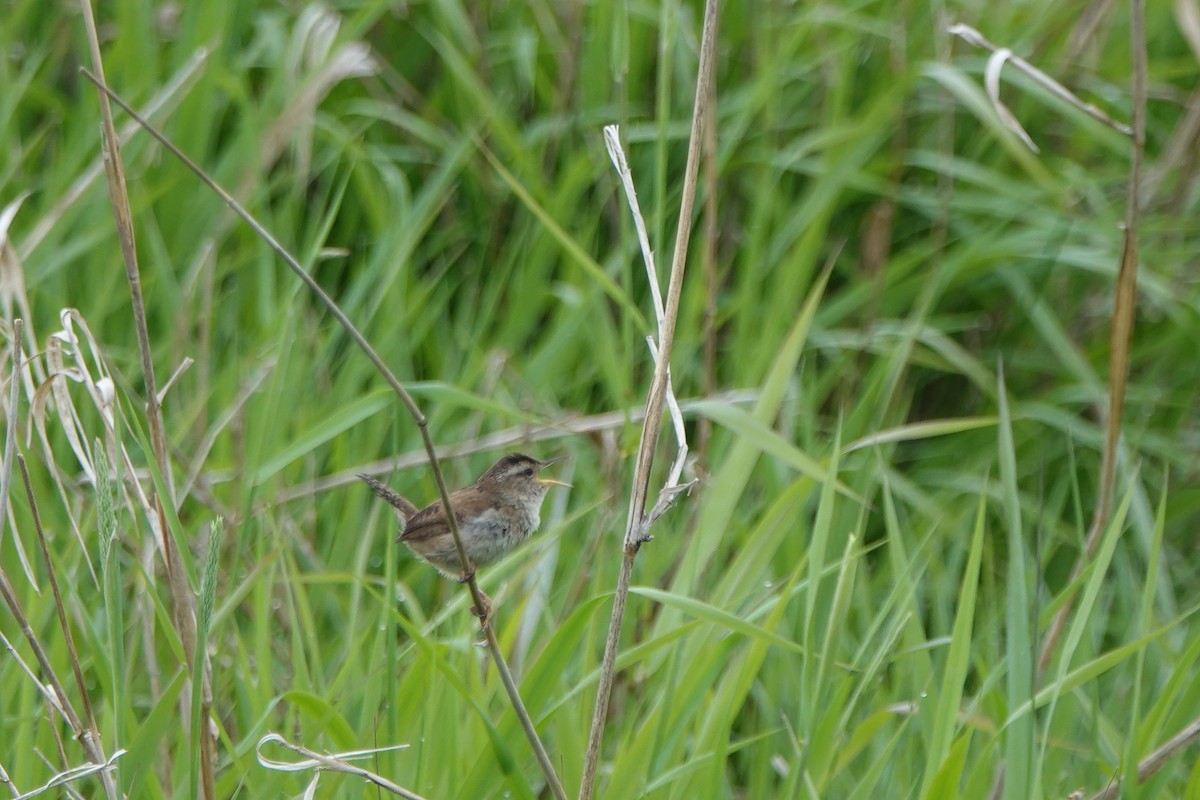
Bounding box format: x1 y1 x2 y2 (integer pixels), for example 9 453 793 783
78 72 568 800
76 4 215 797
578 3 719 798
1037 0 1146 676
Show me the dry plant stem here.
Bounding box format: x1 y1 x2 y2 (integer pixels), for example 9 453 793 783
77 71 568 800
76 6 214 797
1085 715 1200 800
579 2 718 798
1037 0 1146 679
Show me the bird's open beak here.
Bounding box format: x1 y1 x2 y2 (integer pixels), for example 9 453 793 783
536 457 570 487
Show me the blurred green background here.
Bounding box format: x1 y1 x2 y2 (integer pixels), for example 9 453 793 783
1 1 1198 798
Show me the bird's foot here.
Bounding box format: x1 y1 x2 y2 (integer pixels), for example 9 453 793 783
470 590 493 637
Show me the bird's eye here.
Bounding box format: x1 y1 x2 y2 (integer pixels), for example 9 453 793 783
523 468 534 477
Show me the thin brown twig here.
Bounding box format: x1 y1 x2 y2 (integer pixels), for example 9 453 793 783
18 454 107 769
1037 0 1146 678
77 69 568 800
578 2 719 797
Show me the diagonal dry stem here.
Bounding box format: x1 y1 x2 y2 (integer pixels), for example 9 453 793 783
1085 715 1200 800
19 454 105 762
578 2 719 797
78 69 568 800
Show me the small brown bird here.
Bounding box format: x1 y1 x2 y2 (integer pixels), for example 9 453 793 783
360 453 568 621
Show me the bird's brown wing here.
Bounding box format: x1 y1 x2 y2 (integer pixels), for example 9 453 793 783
399 501 447 543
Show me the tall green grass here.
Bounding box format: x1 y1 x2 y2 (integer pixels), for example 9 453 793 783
1 1 1197 798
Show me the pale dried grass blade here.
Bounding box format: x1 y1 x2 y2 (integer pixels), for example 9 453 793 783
604 125 664 324
156 357 194 404
985 48 1040 153
255 734 422 799
8 749 125 800
30 310 151 578
604 125 696 523
608 122 697 513
949 22 1133 136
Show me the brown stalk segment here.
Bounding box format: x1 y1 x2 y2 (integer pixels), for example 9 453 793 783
1036 0 1147 679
